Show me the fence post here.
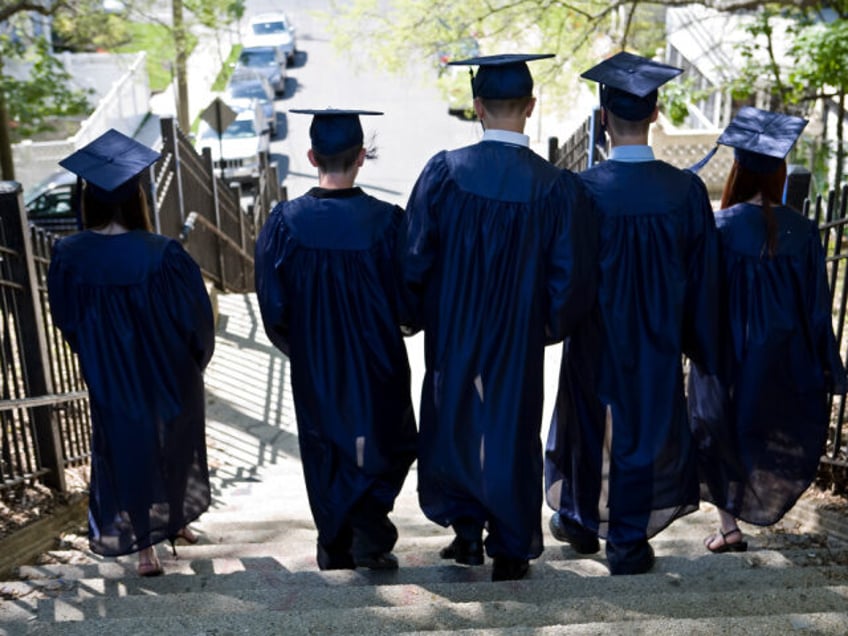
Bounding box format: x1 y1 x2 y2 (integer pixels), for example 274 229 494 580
0 182 66 492
548 137 559 164
201 146 227 290
784 165 811 212
162 117 187 224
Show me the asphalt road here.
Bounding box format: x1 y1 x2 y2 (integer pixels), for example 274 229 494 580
245 0 565 426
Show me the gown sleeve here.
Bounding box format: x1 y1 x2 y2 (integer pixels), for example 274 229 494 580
159 240 216 371
255 211 294 356
681 176 721 374
47 240 80 353
544 173 598 343
807 224 847 394
401 153 445 332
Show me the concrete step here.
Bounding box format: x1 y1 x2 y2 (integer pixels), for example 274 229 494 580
25 584 848 634
398 613 848 635
27 561 848 605
17 530 848 581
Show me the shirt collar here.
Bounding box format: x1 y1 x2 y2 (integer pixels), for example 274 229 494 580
481 129 530 148
609 145 655 163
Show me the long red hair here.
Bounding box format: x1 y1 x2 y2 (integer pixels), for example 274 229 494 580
720 160 787 258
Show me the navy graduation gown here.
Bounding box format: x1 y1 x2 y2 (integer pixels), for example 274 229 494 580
689 203 846 525
403 141 597 560
48 231 214 557
254 187 417 547
545 159 720 545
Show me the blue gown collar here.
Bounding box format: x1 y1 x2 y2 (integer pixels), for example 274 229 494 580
308 186 363 199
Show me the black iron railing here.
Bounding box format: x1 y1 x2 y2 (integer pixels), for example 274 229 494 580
551 121 848 486
0 116 283 496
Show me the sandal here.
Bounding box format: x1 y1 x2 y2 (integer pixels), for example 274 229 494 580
174 526 199 544
168 526 200 556
704 527 748 554
137 547 163 577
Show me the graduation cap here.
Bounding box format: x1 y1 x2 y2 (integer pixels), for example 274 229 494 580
290 108 383 156
59 128 160 204
718 106 808 174
447 53 555 100
688 106 808 174
581 51 682 121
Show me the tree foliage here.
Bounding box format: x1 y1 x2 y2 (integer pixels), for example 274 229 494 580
0 0 99 177
729 4 848 190
0 35 91 140
326 1 818 104
328 0 847 188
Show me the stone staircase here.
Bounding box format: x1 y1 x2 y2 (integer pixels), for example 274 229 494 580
2 293 848 635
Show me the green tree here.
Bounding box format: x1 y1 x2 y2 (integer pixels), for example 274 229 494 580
326 1 822 106
185 0 244 68
0 0 100 180
327 0 844 184
730 5 848 192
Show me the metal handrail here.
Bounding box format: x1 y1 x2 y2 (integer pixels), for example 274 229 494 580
0 391 88 413
180 210 255 266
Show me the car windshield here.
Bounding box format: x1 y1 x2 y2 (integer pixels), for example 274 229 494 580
252 21 287 35
228 83 268 101
24 174 71 206
239 50 276 66
201 118 257 140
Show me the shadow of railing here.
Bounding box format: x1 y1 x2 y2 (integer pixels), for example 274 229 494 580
202 292 300 502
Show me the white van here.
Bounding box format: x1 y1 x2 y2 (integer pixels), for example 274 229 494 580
245 13 297 66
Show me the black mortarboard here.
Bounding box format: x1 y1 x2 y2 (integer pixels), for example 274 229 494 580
581 51 682 121
447 53 554 100
290 108 383 156
717 106 808 174
59 128 160 203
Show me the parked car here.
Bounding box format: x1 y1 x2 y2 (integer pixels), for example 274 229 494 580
225 69 277 137
197 100 271 187
246 12 297 66
24 170 79 234
235 45 287 96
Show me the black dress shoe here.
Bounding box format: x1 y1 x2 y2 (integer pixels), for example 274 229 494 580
491 556 529 581
439 537 484 566
549 512 600 554
606 540 654 575
317 543 356 570
354 552 399 570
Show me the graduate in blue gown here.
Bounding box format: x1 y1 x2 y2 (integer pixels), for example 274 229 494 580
544 52 721 575
48 130 215 577
402 54 598 581
687 107 847 553
255 109 417 570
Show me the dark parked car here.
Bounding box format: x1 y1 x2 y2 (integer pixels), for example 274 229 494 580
24 170 79 234
236 45 287 96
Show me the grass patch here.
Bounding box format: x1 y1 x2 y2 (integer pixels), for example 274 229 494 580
116 23 198 93
212 44 243 92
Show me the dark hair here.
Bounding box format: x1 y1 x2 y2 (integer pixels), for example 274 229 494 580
82 182 153 232
479 96 533 118
720 159 787 258
311 144 363 173
604 109 652 137
312 132 378 174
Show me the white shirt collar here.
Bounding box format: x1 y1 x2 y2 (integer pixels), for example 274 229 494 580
609 145 655 162
481 129 530 148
